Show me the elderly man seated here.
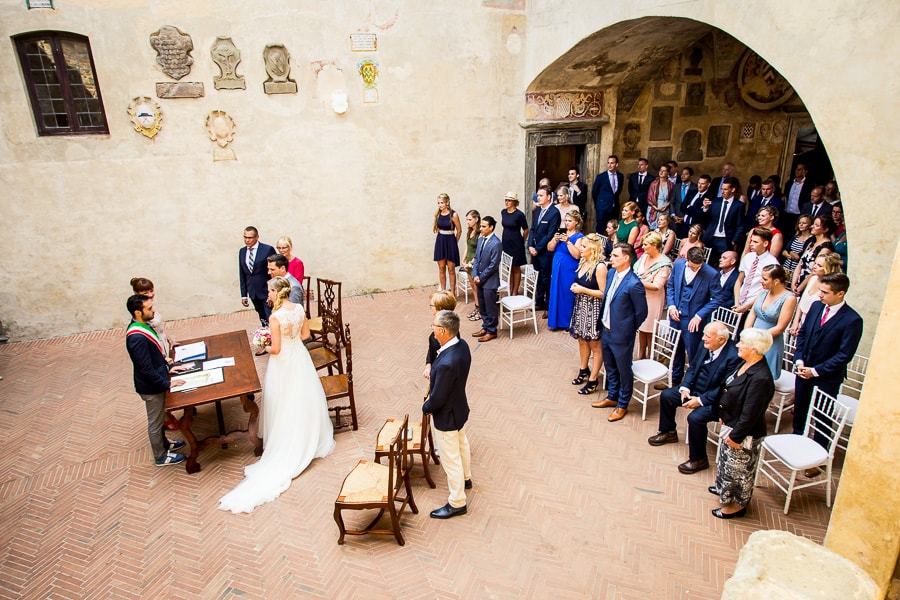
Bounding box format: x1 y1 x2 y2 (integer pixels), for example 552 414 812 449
646 321 742 474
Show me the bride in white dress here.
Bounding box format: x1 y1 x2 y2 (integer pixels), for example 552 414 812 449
219 276 335 513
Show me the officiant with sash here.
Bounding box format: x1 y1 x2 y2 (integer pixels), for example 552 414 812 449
125 294 188 467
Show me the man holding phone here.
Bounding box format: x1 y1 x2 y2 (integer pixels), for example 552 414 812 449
647 321 741 474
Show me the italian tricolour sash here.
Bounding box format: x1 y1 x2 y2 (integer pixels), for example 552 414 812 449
126 321 164 357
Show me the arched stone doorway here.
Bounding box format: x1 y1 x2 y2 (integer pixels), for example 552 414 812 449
521 18 832 234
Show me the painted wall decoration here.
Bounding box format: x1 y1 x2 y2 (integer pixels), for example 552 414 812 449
523 91 604 121
649 106 674 141
737 50 795 110
358 57 379 103
206 110 236 161
127 96 163 139
263 44 297 94
677 129 703 162
150 26 194 80
648 147 673 171
708 125 731 157
210 37 246 90
622 122 641 158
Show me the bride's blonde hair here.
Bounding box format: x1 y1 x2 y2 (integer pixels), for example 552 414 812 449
268 276 292 311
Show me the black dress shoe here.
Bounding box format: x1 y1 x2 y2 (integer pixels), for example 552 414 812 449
711 507 747 519
708 486 719 496
465 479 472 490
647 431 678 446
430 503 467 519
677 459 710 474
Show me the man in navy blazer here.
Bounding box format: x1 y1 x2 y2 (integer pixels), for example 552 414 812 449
528 185 561 310
681 174 713 236
627 157 654 214
666 247 724 384
592 243 648 422
648 322 742 474
702 177 743 262
591 155 625 232
471 216 502 342
716 251 740 308
793 273 863 450
745 179 784 229
239 226 277 326
423 310 473 519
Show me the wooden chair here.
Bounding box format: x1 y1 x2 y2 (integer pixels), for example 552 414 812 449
498 266 539 338
334 414 418 545
375 413 440 488
302 275 312 319
309 307 344 375
309 278 342 340
320 324 358 430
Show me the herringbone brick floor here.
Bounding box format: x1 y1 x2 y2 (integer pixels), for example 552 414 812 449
0 288 837 599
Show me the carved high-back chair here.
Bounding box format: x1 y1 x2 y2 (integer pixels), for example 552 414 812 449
320 324 357 430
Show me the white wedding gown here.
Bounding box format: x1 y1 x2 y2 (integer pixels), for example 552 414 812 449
219 304 335 513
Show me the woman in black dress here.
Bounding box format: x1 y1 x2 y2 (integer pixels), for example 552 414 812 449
500 191 529 295
568 234 608 395
710 327 774 519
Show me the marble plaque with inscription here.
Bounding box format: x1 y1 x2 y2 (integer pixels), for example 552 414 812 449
157 82 204 98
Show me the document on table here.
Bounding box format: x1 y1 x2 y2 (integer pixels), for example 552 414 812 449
174 341 207 362
171 368 224 392
203 357 235 370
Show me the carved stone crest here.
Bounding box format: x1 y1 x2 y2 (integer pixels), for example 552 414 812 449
149 26 194 80
263 44 297 94
737 50 795 110
206 110 236 161
127 96 163 139
211 37 246 90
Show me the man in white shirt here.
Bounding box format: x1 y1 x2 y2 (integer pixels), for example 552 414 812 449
783 163 812 233
733 229 779 315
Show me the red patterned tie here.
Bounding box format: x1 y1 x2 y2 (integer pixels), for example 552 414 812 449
820 305 830 327
739 256 759 304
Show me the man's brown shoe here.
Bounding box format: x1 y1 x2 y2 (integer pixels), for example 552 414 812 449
677 459 710 474
654 382 669 391
471 329 486 338
648 431 678 446
804 467 822 478
478 333 497 342
608 408 628 422
591 398 617 409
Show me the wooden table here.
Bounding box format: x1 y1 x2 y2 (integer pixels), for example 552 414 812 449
165 330 263 474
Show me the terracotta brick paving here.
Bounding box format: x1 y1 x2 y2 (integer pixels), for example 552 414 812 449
0 288 837 599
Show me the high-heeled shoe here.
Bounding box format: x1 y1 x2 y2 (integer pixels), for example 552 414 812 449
571 368 590 385
578 380 599 395
467 307 481 321
711 507 747 519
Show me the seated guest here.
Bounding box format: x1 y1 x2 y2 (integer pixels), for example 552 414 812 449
744 265 797 379
634 231 672 359
716 251 739 307
633 208 651 259
733 229 779 316
275 236 305 282
741 206 783 260
647 322 741 474
709 328 775 519
781 214 812 274
603 219 617 259
656 212 678 260
789 251 842 336
678 224 705 260
665 246 723 385
616 202 640 246
790 215 835 294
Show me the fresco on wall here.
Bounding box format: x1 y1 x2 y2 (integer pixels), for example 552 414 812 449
649 106 673 141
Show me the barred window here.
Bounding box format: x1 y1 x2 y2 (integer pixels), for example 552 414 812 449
14 32 108 136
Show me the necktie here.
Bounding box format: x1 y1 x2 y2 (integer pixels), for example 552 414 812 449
682 183 688 200
247 247 255 273
537 207 548 223
639 174 645 187
739 256 759 304
704 352 714 365
717 200 730 235
610 172 617 193
820 305 830 327
601 273 622 328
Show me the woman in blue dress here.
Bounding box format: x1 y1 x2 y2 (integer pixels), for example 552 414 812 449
500 191 529 295
433 193 462 293
568 234 608 395
547 209 584 330
744 264 796 379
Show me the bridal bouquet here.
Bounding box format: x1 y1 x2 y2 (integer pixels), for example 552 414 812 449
252 327 271 351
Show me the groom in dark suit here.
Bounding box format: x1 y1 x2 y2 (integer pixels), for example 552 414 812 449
592 243 648 422
239 226 277 326
423 310 473 519
793 273 863 452
647 322 741 474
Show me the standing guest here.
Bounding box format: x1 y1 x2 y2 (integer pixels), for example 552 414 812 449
744 265 797 379
275 236 304 282
666 161 679 186
554 186 576 221
671 166 697 235
678 224 705 260
681 174 713 236
741 205 783 259
460 210 482 321
125 294 187 467
781 214 812 274
472 216 502 343
634 231 672 359
831 203 848 271
790 252 842 336
754 179 785 224
423 310 473 519
783 163 813 233
131 277 180 429
711 162 739 200
569 234 609 395
709 328 775 519
500 192 529 296
266 254 304 304
547 209 584 330
433 193 462 294
632 207 651 259
666 246 723 384
733 229 779 316
566 166 588 223
646 164 675 227
532 177 556 204
592 155 625 232
716 251 740 308
790 215 835 294
616 201 641 246
423 290 458 380
800 186 829 220
239 226 277 326
702 178 743 263
647 322 741 475
824 180 841 205
656 212 678 260
628 157 654 215
591 243 648 421
793 273 863 453
528 185 562 312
